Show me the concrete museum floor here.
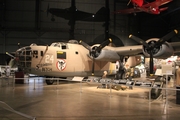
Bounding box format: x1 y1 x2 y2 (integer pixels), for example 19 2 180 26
0 76 180 120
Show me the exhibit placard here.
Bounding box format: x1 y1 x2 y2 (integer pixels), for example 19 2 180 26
72 76 84 81
161 64 173 75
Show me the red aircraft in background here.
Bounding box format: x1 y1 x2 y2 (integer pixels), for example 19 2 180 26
114 0 173 15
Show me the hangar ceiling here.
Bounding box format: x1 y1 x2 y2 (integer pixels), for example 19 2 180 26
0 0 180 64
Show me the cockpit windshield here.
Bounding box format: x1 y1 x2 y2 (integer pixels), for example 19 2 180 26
50 42 68 49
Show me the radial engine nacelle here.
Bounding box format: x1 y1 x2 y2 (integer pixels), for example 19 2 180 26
143 38 174 59
89 44 120 62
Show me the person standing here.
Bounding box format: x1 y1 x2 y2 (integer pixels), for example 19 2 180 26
176 66 180 86
176 65 180 104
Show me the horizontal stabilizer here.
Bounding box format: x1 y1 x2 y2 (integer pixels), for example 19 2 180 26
96 7 107 15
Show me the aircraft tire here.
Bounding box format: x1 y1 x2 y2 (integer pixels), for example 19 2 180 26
150 88 162 99
46 77 54 85
115 72 125 80
46 80 54 85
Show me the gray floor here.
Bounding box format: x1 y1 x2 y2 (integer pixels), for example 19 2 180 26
0 77 180 120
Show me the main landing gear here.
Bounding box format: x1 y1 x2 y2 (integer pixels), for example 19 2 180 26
45 76 55 85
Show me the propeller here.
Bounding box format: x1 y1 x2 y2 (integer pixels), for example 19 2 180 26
79 40 91 52
6 42 23 68
79 38 112 75
129 30 178 76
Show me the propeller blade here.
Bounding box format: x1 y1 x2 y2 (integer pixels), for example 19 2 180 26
154 29 178 48
6 52 15 59
129 34 149 48
92 57 95 75
79 40 91 52
149 51 154 76
97 38 112 52
127 0 132 6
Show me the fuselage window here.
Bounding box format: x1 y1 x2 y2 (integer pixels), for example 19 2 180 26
41 51 43 56
62 45 66 49
50 42 68 49
33 50 38 58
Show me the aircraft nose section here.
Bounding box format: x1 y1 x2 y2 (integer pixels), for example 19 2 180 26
16 46 31 54
15 46 32 68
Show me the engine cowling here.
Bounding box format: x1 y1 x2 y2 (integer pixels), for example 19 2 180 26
89 44 120 62
143 38 174 59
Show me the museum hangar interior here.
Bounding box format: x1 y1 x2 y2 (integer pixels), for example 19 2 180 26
1 0 180 120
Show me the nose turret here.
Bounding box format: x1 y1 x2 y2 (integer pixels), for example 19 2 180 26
15 46 32 69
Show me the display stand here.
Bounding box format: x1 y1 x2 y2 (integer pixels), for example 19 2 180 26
149 69 163 102
15 71 24 84
0 101 36 120
161 64 173 113
72 77 84 93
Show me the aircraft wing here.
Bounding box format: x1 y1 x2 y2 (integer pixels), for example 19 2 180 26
113 8 142 14
106 45 143 56
169 42 180 55
48 8 93 20
77 7 107 22
142 0 172 8
107 41 180 57
91 41 180 62
48 7 106 22
89 45 143 62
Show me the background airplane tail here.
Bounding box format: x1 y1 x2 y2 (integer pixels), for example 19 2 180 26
94 7 108 22
96 7 107 16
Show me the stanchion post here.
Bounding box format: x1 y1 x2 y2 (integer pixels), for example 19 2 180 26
13 75 15 90
149 88 151 103
80 81 82 93
34 79 35 90
165 74 168 105
56 78 58 90
109 79 112 98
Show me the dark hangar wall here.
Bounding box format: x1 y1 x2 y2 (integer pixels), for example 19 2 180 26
0 0 133 53
0 0 180 64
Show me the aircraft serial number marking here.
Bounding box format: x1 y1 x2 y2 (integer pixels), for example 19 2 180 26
56 59 66 71
37 63 52 67
41 67 52 72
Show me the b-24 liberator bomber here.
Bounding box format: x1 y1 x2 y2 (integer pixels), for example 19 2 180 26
15 30 180 85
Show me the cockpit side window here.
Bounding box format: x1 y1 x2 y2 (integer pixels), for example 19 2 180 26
62 45 66 49
50 42 68 49
54 43 60 47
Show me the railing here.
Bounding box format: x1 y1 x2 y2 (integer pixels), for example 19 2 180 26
0 101 36 120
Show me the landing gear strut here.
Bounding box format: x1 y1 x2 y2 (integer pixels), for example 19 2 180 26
115 57 127 80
